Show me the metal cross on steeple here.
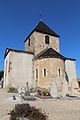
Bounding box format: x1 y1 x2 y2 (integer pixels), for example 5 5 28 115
40 12 43 21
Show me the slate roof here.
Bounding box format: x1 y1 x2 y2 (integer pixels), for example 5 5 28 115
34 48 76 61
34 21 59 37
24 21 60 42
34 48 66 60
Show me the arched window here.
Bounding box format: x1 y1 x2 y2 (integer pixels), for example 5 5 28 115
36 69 38 79
45 36 49 44
58 68 61 77
44 69 46 76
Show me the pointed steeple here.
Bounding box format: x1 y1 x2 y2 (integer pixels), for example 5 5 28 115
24 21 60 42
34 21 60 37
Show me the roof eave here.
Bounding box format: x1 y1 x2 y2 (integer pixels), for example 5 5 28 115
65 57 76 61
34 56 66 60
24 30 60 43
4 48 34 59
35 30 60 38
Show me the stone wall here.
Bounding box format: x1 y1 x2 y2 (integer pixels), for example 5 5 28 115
4 51 34 89
34 57 65 92
4 52 11 88
34 32 60 55
24 31 60 55
65 59 78 95
24 32 35 53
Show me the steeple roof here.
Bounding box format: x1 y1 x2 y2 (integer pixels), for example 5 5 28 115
34 21 60 37
24 21 60 42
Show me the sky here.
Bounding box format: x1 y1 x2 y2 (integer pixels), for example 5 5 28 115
0 0 80 77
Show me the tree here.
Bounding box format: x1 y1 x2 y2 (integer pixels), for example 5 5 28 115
0 71 4 80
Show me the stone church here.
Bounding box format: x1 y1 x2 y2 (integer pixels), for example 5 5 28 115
4 21 78 97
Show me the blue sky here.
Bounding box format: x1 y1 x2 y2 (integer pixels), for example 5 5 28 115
0 0 80 77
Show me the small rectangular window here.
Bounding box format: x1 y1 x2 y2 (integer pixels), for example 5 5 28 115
45 36 49 44
28 38 30 46
36 69 38 79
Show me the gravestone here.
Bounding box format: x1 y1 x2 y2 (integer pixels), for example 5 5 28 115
25 82 30 96
50 81 57 98
22 82 36 101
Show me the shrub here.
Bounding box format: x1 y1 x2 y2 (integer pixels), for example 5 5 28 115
9 103 48 120
8 87 18 93
0 71 4 80
66 94 69 97
30 88 36 93
37 89 42 96
42 89 50 96
37 88 50 96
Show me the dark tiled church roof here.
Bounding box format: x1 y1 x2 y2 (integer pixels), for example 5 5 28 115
34 48 66 60
34 21 60 37
24 21 60 42
34 48 76 61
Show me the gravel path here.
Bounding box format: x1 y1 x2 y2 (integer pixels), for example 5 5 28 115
0 89 80 120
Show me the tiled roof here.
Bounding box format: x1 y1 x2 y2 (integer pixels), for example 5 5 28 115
34 48 66 60
24 21 60 42
34 21 60 37
34 48 76 61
